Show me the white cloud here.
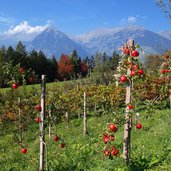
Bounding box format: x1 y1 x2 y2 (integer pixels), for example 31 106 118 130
4 21 49 35
127 16 136 23
120 15 147 25
0 16 15 25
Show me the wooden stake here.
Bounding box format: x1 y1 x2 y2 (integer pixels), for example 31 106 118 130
18 97 23 143
65 111 69 128
83 92 88 135
123 79 131 164
39 75 46 171
169 89 171 109
48 107 51 139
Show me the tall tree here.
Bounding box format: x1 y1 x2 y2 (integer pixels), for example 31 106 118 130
46 56 58 82
70 50 81 78
0 45 6 87
58 54 74 80
111 51 120 70
93 52 104 73
5 46 15 63
15 41 27 66
83 55 95 76
0 45 6 63
28 50 48 80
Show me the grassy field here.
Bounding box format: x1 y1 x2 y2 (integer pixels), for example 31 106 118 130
0 108 171 171
0 78 88 94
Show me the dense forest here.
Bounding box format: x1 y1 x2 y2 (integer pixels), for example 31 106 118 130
0 41 121 87
0 41 164 88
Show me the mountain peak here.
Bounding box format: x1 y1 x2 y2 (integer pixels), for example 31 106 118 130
75 25 146 43
44 26 57 32
28 25 89 58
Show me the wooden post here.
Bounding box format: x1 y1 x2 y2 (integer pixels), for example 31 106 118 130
83 92 88 135
48 107 51 139
18 97 23 143
122 40 134 164
94 103 97 114
169 89 171 109
39 75 46 171
65 112 69 128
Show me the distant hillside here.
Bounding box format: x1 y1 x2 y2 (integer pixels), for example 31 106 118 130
75 25 171 55
1 25 171 58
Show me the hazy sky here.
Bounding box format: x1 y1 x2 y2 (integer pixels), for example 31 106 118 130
0 0 170 35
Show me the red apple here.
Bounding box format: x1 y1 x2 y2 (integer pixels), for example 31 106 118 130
108 124 117 132
12 83 18 89
164 53 169 59
54 135 59 142
131 50 139 57
127 105 134 110
136 123 142 129
161 69 165 74
104 150 110 156
130 70 136 76
124 48 130 55
119 75 127 83
60 143 65 148
103 136 109 144
21 148 27 154
132 65 139 70
111 149 119 156
35 117 40 123
35 104 41 111
138 69 144 75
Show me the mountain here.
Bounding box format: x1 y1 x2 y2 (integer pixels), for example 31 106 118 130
159 30 171 40
27 26 89 58
0 30 42 47
75 25 171 55
1 25 171 58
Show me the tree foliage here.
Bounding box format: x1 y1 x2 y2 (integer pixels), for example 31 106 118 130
144 54 163 71
0 42 120 87
58 54 74 80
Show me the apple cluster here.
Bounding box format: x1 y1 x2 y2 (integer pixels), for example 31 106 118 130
127 104 142 129
35 104 41 123
102 123 119 159
34 104 66 148
114 45 145 86
160 52 171 75
54 135 66 149
11 67 35 89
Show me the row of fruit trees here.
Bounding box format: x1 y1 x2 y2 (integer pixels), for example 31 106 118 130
0 39 171 170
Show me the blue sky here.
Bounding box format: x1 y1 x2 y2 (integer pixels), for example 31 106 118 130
0 0 170 35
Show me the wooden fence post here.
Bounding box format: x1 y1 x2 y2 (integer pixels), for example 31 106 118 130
48 107 51 139
65 111 69 128
169 89 171 109
18 97 23 143
83 92 88 135
39 75 46 171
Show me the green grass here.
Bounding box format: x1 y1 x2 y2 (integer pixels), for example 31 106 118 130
0 109 171 170
0 78 86 94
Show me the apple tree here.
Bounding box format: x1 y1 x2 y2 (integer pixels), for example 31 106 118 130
114 40 145 164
